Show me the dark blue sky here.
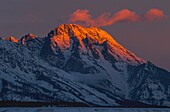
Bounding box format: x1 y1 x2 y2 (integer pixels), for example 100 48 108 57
0 0 170 71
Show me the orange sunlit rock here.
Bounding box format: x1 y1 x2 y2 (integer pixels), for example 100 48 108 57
5 36 18 43
50 24 145 64
25 34 37 41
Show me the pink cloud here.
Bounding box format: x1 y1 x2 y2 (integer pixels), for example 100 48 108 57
69 9 166 27
144 9 166 21
94 9 140 27
69 9 94 26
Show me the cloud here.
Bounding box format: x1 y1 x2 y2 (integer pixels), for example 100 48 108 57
69 9 94 26
144 9 166 21
69 9 166 27
94 9 140 27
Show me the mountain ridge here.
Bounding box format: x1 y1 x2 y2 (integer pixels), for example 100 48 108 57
0 24 170 107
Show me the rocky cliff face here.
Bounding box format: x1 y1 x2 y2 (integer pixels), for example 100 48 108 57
0 24 170 107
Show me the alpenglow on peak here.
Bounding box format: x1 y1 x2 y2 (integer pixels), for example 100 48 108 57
47 24 145 64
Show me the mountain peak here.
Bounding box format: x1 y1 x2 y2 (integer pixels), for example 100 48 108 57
47 24 145 64
50 24 121 51
55 24 119 45
25 33 37 41
19 33 39 46
5 36 18 43
1 24 170 107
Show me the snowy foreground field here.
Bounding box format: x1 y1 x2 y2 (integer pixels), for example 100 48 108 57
0 107 170 112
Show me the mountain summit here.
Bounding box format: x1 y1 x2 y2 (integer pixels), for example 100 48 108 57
0 24 170 107
4 36 18 43
50 24 144 64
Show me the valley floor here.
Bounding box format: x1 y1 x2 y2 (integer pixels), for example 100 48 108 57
0 107 170 112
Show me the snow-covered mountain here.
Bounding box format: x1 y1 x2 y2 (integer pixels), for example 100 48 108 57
0 24 170 107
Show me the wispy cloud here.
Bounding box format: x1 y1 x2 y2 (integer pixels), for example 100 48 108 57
69 9 94 26
144 9 166 21
69 9 166 27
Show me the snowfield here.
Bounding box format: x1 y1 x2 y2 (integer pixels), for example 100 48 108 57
0 107 170 112
1 24 170 107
